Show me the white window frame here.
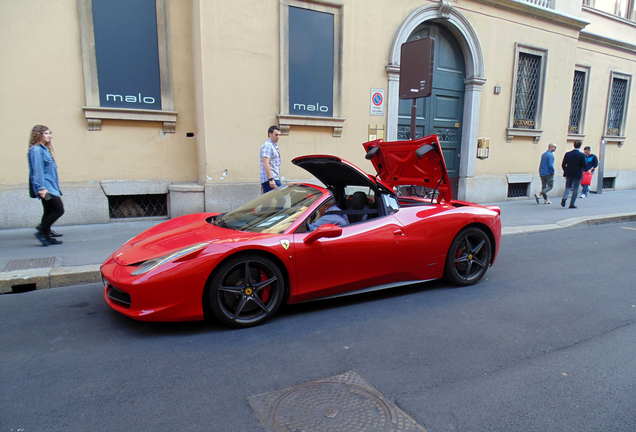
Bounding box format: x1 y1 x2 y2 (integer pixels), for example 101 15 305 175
567 64 591 140
603 71 632 146
278 0 345 137
506 43 548 143
78 0 177 132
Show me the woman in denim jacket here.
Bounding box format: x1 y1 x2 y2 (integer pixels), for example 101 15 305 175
28 125 64 246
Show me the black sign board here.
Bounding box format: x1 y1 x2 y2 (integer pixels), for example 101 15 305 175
92 0 162 110
399 37 434 100
288 6 334 117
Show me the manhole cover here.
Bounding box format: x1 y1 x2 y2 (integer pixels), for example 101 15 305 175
248 371 426 432
3 257 56 272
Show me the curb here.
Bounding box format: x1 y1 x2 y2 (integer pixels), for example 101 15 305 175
502 212 636 236
0 265 101 294
2 213 635 293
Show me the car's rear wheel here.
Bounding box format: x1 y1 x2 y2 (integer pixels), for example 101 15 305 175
207 254 285 328
444 227 492 286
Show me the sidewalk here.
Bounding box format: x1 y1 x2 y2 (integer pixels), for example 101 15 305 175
1 189 635 293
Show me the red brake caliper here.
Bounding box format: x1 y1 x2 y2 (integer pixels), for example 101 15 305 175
260 269 271 303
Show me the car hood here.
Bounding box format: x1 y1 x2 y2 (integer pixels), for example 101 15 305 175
111 213 267 266
292 155 392 192
362 134 452 201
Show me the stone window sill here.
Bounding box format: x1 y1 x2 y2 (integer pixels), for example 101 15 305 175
603 135 626 147
277 114 346 137
83 107 178 133
506 128 543 143
567 133 586 141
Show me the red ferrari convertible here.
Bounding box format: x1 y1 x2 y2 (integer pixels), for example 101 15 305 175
101 134 501 327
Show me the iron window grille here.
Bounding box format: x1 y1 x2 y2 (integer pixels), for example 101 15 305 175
108 194 168 219
507 182 529 198
602 177 615 189
513 53 541 130
606 77 628 136
568 70 586 134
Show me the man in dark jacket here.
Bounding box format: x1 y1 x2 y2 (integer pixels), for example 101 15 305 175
561 141 587 209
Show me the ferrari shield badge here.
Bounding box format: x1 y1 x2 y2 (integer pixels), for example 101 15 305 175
280 239 290 250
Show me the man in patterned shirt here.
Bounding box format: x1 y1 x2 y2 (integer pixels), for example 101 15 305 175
260 125 282 193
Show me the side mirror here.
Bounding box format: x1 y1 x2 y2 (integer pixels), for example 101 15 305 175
303 224 343 244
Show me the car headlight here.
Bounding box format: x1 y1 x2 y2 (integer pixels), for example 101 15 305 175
130 242 210 276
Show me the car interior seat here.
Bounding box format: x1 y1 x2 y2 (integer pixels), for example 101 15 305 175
349 191 370 223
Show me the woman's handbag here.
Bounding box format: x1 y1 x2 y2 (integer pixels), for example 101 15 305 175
581 171 593 186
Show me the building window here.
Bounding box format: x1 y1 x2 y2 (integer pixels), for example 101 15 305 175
78 0 177 132
613 0 636 19
604 72 632 143
507 44 548 143
507 182 530 198
108 194 168 219
513 53 541 129
583 0 636 21
519 0 555 9
568 66 590 136
278 0 344 137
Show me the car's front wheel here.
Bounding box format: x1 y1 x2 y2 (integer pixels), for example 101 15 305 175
444 227 492 286
207 254 285 328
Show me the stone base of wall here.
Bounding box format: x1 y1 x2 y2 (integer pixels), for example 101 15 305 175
0 182 109 229
169 183 205 217
2 171 635 228
460 169 636 203
204 182 261 214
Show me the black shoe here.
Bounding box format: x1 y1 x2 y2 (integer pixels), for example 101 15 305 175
48 237 63 245
569 205 577 209
34 232 51 246
36 225 63 237
561 198 566 207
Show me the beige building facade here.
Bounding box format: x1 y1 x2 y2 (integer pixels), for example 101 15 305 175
1 0 635 228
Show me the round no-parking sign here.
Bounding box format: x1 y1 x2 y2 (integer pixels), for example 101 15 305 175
370 88 385 116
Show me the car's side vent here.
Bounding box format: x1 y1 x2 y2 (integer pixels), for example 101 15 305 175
108 194 168 219
507 182 529 198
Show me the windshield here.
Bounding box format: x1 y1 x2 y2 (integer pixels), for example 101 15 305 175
213 185 323 233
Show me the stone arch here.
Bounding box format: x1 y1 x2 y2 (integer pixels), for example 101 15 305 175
386 1 486 200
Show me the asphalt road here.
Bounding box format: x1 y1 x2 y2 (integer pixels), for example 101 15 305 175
1 222 635 431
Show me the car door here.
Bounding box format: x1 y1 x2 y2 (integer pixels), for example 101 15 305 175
292 204 410 303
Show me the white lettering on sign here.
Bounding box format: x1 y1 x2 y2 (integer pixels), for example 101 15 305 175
293 103 329 113
106 92 156 104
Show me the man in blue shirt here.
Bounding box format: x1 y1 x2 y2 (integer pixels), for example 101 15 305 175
309 195 349 231
580 146 599 198
260 126 282 194
535 143 556 204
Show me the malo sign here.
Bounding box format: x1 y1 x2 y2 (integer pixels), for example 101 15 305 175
399 37 434 100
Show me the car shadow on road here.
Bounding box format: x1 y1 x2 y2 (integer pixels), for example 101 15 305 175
101 279 463 335
277 279 450 319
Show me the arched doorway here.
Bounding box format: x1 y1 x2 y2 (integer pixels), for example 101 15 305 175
386 2 485 201
397 23 465 193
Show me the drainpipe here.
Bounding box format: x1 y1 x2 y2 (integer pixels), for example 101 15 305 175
595 139 606 195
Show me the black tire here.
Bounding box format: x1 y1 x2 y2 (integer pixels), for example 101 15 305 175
444 227 492 286
207 254 285 328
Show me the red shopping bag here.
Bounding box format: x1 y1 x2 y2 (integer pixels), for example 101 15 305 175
581 171 593 186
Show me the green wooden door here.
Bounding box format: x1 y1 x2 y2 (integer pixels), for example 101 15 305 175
397 24 465 191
